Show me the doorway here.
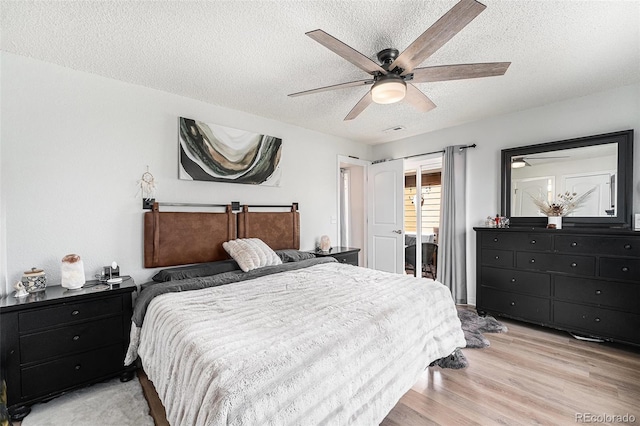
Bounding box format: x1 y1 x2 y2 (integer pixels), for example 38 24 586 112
404 155 443 278
337 156 368 267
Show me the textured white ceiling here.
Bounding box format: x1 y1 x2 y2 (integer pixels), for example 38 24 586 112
2 1 639 144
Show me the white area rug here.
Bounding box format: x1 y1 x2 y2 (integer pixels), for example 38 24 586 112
22 376 153 426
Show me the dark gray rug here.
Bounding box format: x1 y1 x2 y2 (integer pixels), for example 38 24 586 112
431 307 507 369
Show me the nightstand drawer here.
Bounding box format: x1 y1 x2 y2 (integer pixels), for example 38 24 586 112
335 253 358 266
20 316 123 364
554 302 640 344
18 296 122 332
21 344 123 398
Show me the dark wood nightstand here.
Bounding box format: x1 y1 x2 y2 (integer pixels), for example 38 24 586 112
312 246 361 266
0 279 136 421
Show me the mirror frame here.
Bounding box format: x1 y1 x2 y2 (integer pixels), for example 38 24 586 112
501 129 634 228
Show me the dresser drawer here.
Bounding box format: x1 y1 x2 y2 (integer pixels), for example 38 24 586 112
482 232 551 251
599 257 640 282
554 302 640 344
554 276 639 311
480 288 550 323
20 316 123 364
554 235 640 257
21 343 124 398
481 267 551 296
18 296 122 333
481 249 513 267
516 252 595 276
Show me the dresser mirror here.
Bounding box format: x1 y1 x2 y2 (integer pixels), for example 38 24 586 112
501 130 634 228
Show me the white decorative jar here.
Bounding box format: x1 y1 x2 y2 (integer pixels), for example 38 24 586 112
61 254 86 289
547 216 563 229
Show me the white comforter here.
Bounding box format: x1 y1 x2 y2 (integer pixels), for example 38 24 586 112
137 262 465 426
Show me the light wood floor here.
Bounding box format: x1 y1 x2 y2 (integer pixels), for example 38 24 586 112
13 308 640 425
382 309 640 426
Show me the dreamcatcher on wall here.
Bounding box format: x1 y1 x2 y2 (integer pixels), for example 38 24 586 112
137 166 156 208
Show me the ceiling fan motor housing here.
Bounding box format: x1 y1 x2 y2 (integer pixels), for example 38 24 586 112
377 48 400 69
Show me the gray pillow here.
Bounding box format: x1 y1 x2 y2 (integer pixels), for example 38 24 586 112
152 259 241 282
275 249 316 263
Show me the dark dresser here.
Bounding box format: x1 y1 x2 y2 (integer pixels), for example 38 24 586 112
0 279 136 420
474 227 640 345
311 246 361 266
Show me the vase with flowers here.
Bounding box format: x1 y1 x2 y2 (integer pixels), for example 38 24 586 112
529 187 596 229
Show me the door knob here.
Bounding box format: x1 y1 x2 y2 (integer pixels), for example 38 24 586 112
392 229 402 234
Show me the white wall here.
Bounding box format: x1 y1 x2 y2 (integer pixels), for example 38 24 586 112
0 52 371 295
372 83 640 305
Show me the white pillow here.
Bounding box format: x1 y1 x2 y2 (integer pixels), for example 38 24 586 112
222 238 282 272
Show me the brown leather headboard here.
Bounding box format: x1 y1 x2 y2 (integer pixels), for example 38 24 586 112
144 204 236 268
237 205 300 250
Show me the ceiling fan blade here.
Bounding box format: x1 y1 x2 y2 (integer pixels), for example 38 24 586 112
404 84 436 113
390 0 486 75
306 29 387 76
411 62 511 83
288 79 374 97
344 92 373 121
525 156 570 159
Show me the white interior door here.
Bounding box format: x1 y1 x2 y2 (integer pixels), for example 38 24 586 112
367 159 404 273
512 176 554 216
563 171 614 216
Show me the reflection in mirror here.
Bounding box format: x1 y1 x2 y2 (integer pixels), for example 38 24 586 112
511 144 617 217
501 129 634 228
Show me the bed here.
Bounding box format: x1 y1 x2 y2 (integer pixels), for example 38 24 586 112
127 203 465 425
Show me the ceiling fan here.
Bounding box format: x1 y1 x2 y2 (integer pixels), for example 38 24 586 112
511 155 571 169
288 0 511 121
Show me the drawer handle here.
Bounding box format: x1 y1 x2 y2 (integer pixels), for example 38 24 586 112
595 290 602 295
621 267 629 272
529 259 535 264
74 364 82 371
530 240 536 244
510 301 516 306
72 335 80 341
510 278 516 283
71 310 79 316
594 318 601 323
570 262 577 268
493 238 499 242
571 242 578 247
624 244 632 250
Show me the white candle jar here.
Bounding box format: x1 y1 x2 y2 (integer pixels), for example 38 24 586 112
61 254 85 289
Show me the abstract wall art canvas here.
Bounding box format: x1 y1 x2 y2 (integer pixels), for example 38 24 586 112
179 117 283 186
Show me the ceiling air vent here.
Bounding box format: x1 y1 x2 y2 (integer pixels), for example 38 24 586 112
383 125 406 133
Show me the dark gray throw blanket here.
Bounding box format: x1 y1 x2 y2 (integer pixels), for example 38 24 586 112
132 257 337 327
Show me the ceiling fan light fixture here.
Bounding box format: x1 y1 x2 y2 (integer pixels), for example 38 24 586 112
511 159 526 169
371 75 406 104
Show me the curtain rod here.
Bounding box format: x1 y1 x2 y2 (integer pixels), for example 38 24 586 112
373 143 477 164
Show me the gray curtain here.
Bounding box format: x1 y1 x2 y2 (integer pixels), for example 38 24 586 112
438 145 467 303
